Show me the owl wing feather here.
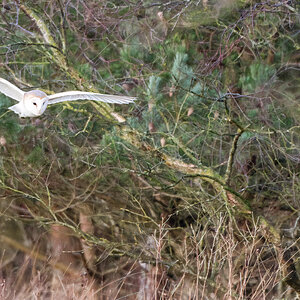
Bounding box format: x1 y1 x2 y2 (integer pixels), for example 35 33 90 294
0 78 25 102
47 91 136 105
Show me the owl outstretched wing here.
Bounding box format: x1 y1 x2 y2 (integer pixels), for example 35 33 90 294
48 91 136 105
0 78 25 102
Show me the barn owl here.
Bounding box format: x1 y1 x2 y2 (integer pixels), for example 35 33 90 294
0 78 136 118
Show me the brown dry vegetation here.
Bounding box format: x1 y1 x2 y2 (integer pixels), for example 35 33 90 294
0 0 300 299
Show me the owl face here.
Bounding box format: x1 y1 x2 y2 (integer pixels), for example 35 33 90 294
23 90 49 117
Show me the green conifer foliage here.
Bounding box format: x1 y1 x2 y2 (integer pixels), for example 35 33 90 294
0 1 299 298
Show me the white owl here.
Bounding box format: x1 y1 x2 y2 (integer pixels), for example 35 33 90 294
0 78 136 118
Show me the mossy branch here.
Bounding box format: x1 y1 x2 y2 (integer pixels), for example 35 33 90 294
19 3 118 122
224 127 243 185
116 126 282 246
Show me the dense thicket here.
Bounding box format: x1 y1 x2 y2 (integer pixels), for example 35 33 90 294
0 1 299 299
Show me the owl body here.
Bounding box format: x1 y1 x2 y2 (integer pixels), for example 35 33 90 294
0 78 135 118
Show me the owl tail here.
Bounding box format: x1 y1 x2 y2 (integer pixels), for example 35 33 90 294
8 103 23 117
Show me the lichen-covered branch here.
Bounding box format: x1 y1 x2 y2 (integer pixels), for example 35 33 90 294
19 3 117 122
